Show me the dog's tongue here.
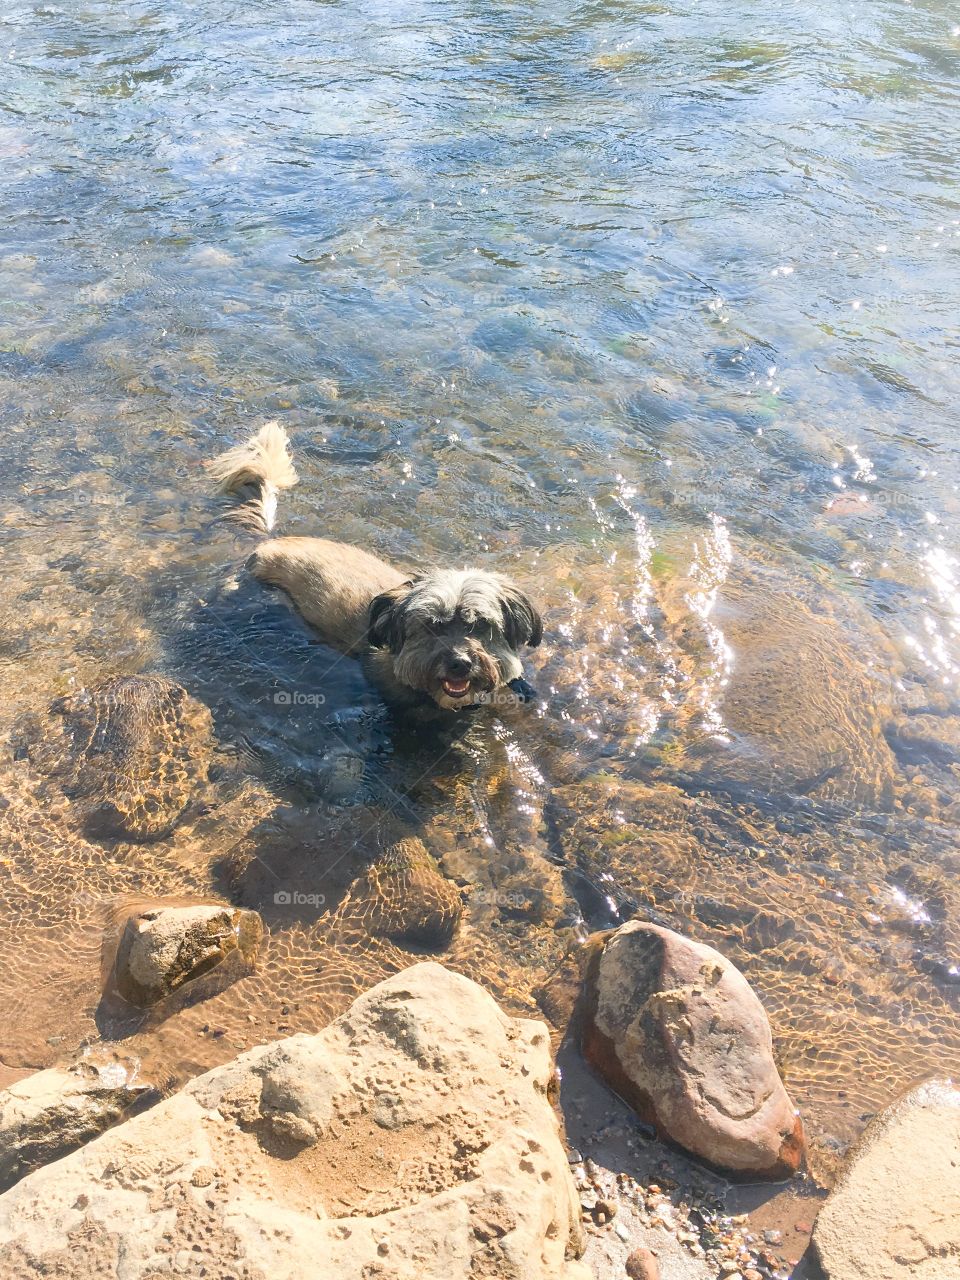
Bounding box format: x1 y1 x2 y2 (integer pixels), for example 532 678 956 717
442 678 471 697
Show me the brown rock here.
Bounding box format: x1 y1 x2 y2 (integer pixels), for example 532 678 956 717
351 837 462 949
18 675 213 841
582 921 804 1179
625 1247 659 1280
593 1198 617 1225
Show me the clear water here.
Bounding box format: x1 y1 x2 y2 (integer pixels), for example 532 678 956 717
1 0 959 1174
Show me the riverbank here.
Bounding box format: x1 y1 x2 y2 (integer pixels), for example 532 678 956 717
1 951 953 1278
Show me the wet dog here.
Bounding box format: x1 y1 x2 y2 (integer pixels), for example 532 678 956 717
208 424 542 716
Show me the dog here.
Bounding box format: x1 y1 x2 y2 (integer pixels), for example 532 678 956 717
207 424 542 716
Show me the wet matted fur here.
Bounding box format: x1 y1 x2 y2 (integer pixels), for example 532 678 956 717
208 424 542 716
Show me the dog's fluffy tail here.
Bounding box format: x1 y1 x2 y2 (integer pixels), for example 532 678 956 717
207 422 298 534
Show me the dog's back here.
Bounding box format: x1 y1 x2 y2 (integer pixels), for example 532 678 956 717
250 537 406 656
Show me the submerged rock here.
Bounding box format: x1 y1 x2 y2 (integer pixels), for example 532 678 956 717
113 904 263 1007
657 540 900 812
0 1055 152 1191
582 921 804 1179
347 837 463 949
0 963 590 1280
16 675 214 840
812 1078 960 1280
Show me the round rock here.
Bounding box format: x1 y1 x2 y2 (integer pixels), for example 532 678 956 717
350 838 463 950
582 920 804 1179
18 675 213 840
625 1248 660 1280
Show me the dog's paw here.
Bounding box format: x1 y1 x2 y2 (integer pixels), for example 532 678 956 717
507 677 538 704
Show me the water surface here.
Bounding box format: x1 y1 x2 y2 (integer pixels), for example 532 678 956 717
1 0 960 1175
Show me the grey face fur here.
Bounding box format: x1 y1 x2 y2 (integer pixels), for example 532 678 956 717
367 570 542 712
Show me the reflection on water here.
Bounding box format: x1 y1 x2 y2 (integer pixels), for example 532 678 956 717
1 0 959 1173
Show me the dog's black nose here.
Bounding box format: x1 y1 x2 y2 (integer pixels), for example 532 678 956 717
447 655 473 677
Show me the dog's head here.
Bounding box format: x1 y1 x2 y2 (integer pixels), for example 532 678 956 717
367 570 542 712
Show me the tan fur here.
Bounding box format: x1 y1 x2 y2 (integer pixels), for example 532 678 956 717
206 422 298 533
249 537 408 657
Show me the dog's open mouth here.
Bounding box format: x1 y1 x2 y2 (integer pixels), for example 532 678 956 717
441 677 472 699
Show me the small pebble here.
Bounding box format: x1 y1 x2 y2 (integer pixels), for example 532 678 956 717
593 1199 617 1225
625 1247 659 1280
763 1229 783 1246
567 1149 583 1164
614 1220 630 1242
795 1220 812 1234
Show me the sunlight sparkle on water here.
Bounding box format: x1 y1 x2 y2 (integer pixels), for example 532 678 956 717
684 515 734 738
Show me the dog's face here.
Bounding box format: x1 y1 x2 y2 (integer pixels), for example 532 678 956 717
367 570 542 711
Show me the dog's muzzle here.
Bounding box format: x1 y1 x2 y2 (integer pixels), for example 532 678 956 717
440 658 474 700
440 676 473 699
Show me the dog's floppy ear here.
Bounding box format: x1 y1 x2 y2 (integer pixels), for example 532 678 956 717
367 581 413 653
500 584 543 649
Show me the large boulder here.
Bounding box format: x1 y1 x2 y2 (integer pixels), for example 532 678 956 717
0 963 590 1280
581 921 804 1179
112 904 264 1007
0 1055 152 1191
812 1078 960 1280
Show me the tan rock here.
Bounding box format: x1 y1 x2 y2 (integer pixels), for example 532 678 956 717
112 904 263 1006
0 963 591 1280
0 1055 151 1191
582 921 804 1179
813 1078 960 1280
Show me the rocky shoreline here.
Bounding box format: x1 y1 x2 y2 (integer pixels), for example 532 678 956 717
0 894 955 1278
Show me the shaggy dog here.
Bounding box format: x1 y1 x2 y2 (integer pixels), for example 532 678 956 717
208 424 542 716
